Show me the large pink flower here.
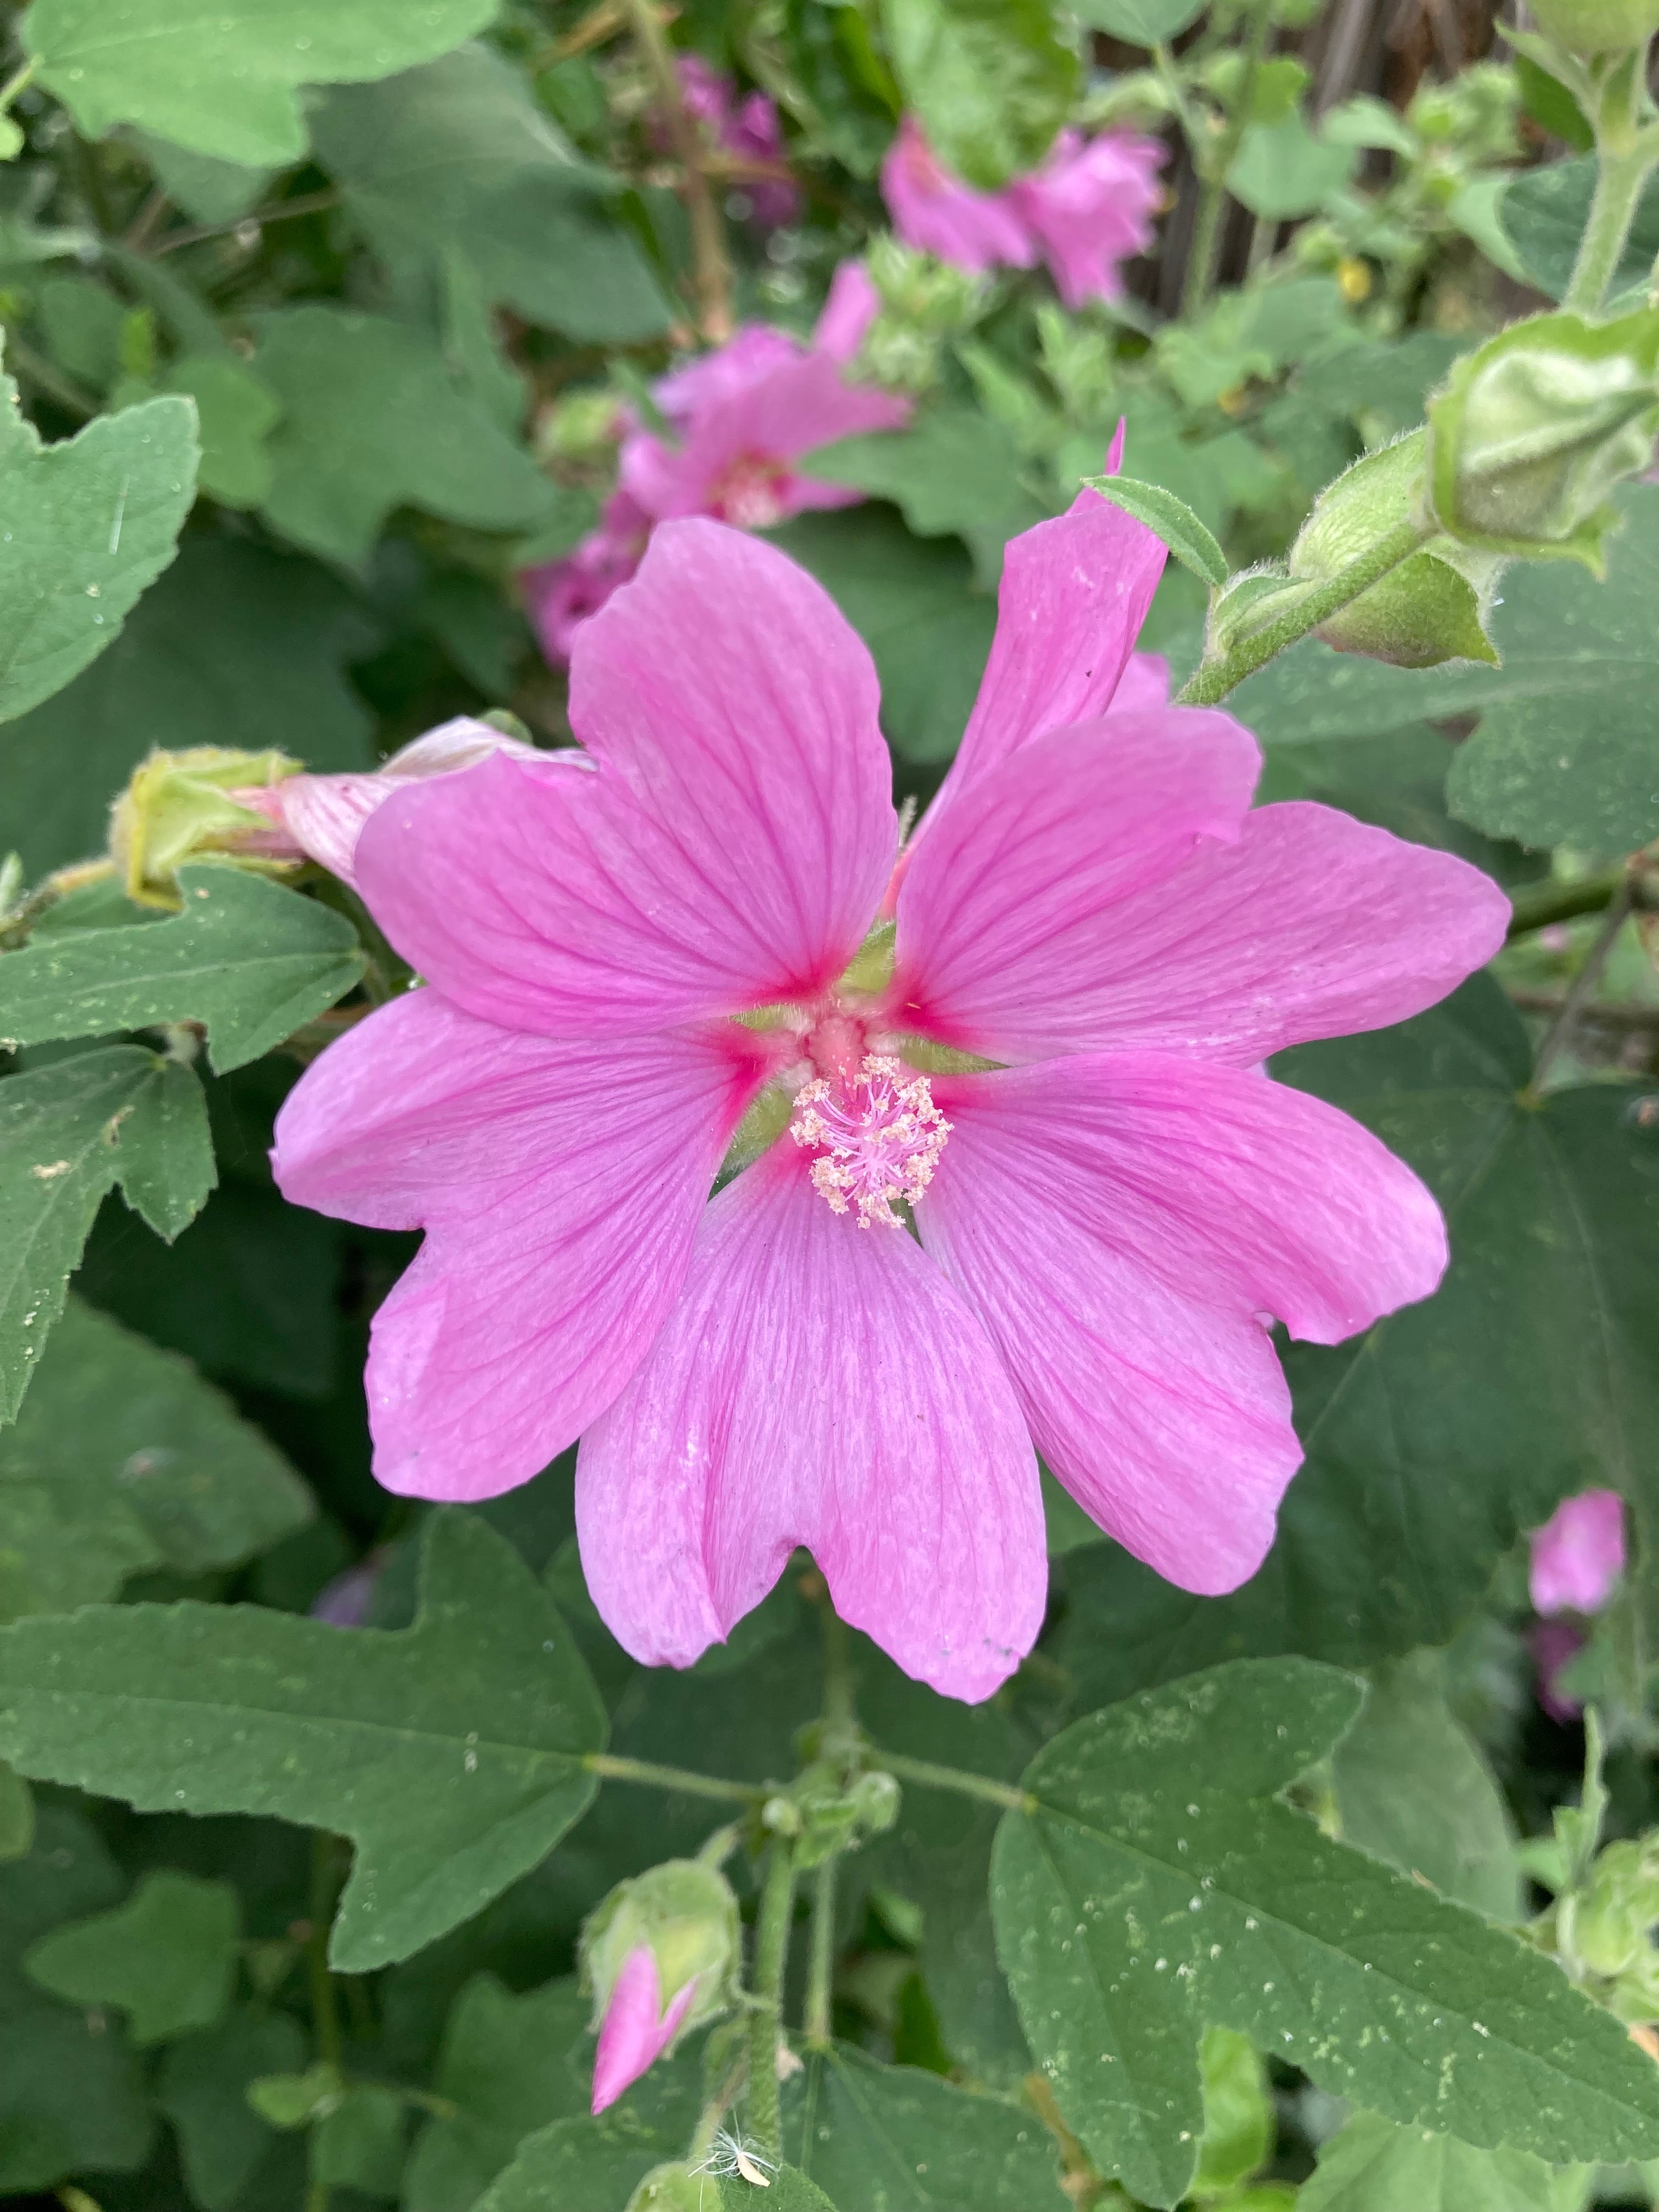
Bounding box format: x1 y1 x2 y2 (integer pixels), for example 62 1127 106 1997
881 117 1165 304
272 498 1509 1702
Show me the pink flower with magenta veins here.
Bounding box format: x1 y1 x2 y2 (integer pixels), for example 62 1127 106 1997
271 492 1509 1702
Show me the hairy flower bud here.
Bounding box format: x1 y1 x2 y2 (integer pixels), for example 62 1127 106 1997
1526 0 1659 53
1290 430 1502 668
108 745 302 908
1425 310 1659 566
579 1860 740 2112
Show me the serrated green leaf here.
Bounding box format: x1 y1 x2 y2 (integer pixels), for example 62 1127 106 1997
0 379 196 723
0 1510 606 1972
249 304 562 566
157 2008 308 2211
1333 1652 1521 1922
0 530 376 878
0 1044 215 1423
25 1867 240 2045
1502 157 1659 309
1053 979 1659 1699
992 1659 1659 2210
1299 2108 1592 2211
0 866 365 1072
783 2044 1068 2209
403 1972 589 2211
0 1805 151 2192
0 1295 313 1623
22 0 498 166
1072 0 1206 47
883 0 1077 190
309 47 670 345
1085 473 1229 586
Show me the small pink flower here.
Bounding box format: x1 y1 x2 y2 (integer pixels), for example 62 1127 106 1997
675 55 802 229
230 718 546 891
1530 1489 1626 1617
881 117 1165 305
591 1944 700 2115
522 490 651 672
273 495 1509 1702
1532 1619 1589 1724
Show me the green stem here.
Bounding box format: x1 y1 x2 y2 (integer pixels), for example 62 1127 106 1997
816 1589 856 1743
1181 0 1273 320
620 0 732 340
804 1857 838 2049
1562 52 1659 314
1521 875 1634 1103
1177 513 1432 706
583 1752 764 1805
747 1841 797 2160
1505 867 1627 937
307 1833 345 2074
876 1749 1035 1814
0 57 37 114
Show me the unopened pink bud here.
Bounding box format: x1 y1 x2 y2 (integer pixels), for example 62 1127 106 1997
591 1945 700 2115
1530 1488 1626 1617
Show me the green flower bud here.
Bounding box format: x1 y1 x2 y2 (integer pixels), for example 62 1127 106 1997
1526 0 1659 54
578 1859 741 2039
108 745 303 910
1425 309 1659 567
1607 1940 1659 2024
1560 1886 1645 1978
849 1769 901 1836
1289 430 1503 668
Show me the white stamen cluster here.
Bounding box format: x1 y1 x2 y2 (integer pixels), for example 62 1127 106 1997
791 1053 950 1229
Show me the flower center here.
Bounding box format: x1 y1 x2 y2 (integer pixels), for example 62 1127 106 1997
789 1053 950 1229
711 451 792 529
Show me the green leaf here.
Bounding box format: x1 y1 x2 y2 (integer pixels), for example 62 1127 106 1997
1228 115 1358 221
403 1971 589 2211
21 0 498 166
1502 156 1659 309
158 354 280 508
157 2008 308 2211
721 2168 840 2210
1299 2109 1592 2212
25 1867 240 2045
314 2083 406 2193
473 2049 705 2211
0 1296 313 1623
0 1761 33 1861
0 379 196 723
135 134 274 223
1332 1652 1521 1922
0 1510 607 1972
783 2044 1068 2209
0 1043 215 1424
805 410 1050 588
1193 2027 1275 2196
0 1804 151 2192
1073 0 1206 47
882 0 1079 190
765 506 995 763
1085 474 1229 586
309 47 670 346
249 304 562 566
1053 979 1659 1699
0 866 365 1072
991 1660 1659 2210
0 530 376 878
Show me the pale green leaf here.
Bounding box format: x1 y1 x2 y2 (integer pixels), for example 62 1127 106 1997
1228 115 1357 220
0 1510 607 1972
1299 2109 1592 2211
0 866 365 1072
22 0 498 166
1085 473 1229 585
0 1295 313 1624
991 1660 1659 2209
0 1044 215 1423
1073 0 1206 47
882 0 1078 190
0 379 197 722
25 1868 240 2045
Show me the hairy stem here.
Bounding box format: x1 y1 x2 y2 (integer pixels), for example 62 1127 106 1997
804 1857 839 2048
876 1749 1035 1814
1181 0 1273 320
1522 876 1635 1102
1563 50 1658 314
621 0 733 342
1177 514 1431 706
747 1841 797 2160
583 1752 764 1805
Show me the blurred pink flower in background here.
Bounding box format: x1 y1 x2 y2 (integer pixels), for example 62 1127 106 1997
1527 1488 1626 1719
523 262 904 668
590 1945 700 2114
676 53 802 229
881 117 1164 303
274 492 1508 1703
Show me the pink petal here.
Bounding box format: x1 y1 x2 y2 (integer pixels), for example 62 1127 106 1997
1529 1488 1626 1616
879 118 1036 273
918 1063 1339 1594
1106 650 1169 714
814 258 881 363
1011 129 1165 308
892 708 1261 1060
272 991 768 1500
356 523 898 1040
926 484 1167 812
1531 1620 1588 1723
907 797 1511 1066
575 1142 1045 1702
592 1946 691 2114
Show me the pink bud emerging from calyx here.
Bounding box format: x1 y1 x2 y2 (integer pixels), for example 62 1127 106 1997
579 1860 740 2114
1530 1489 1626 1617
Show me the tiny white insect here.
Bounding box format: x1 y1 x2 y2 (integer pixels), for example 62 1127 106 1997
691 2125 779 2189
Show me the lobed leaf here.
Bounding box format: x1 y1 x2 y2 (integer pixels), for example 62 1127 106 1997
25 1867 241 2046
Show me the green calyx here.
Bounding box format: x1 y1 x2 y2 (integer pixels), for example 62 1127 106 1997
1425 307 1659 566
1289 428 1503 668
578 1859 742 2036
108 744 302 909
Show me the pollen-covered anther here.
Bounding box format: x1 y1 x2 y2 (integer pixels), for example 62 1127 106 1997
790 1053 951 1229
